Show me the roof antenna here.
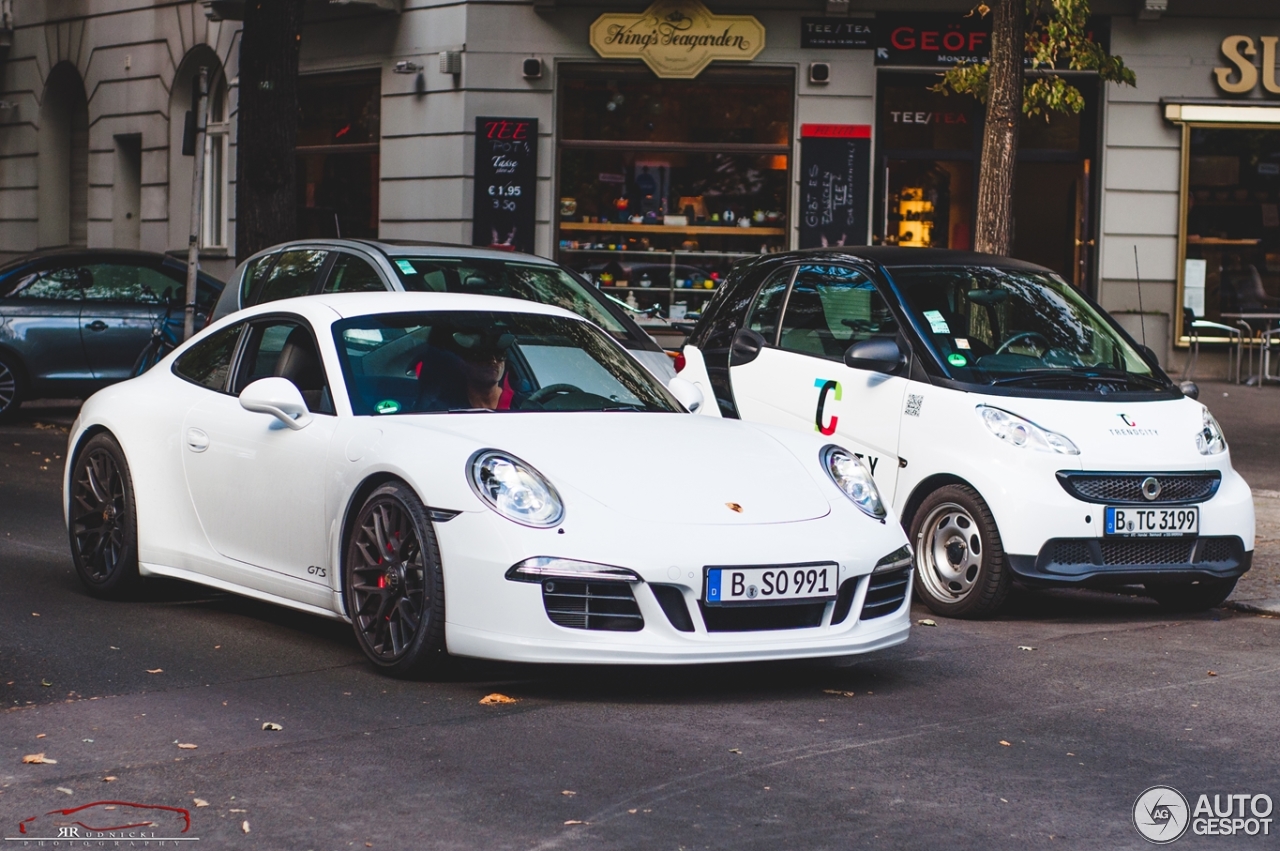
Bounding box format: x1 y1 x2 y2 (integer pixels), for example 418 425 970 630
334 213 342 239
1133 244 1146 347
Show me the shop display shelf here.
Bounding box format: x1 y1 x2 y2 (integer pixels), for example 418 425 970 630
559 222 786 236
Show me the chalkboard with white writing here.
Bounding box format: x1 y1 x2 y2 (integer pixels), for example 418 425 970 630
472 117 538 254
798 125 871 249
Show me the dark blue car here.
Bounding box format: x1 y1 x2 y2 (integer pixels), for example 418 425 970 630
0 249 223 419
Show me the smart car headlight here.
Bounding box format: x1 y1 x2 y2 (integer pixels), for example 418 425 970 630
977 405 1079 455
821 446 886 520
469 450 564 528
1196 406 1227 455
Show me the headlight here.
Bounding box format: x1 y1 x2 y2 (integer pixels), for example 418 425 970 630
1196 407 1227 455
468 450 564 528
977 405 1079 455
821 446 886 520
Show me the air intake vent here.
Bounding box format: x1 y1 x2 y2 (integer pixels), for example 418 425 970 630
542 580 643 631
861 567 911 620
698 601 826 632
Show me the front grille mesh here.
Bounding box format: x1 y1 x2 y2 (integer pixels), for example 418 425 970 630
543 580 643 631
1100 539 1196 565
698 601 826 632
1057 472 1220 504
1044 536 1243 568
860 567 911 620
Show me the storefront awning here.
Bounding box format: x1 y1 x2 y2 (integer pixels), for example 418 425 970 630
1164 102 1280 124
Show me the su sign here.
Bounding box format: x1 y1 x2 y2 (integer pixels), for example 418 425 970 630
1215 35 1280 94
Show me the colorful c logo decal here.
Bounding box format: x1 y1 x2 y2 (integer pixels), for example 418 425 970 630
814 378 841 436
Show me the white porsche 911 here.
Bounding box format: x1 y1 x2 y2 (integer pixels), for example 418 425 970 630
63 293 911 677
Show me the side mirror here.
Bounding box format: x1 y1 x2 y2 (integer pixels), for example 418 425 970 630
1180 380 1200 400
239 377 313 430
731 328 766 365
843 337 907 375
667 376 704 413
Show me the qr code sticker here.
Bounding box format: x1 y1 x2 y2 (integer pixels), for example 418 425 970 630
904 394 924 417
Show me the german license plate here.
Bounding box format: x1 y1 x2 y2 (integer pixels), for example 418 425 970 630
704 563 839 606
1104 506 1199 537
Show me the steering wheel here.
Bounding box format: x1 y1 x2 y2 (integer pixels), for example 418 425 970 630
524 383 583 405
994 331 1051 357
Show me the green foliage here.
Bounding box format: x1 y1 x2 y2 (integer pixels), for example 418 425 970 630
931 0 1136 119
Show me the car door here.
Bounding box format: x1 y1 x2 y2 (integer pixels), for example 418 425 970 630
181 315 337 584
78 261 176 380
0 263 92 386
728 263 909 502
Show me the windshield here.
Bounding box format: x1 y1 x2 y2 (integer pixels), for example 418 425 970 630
888 267 1164 390
333 310 677 415
389 257 631 342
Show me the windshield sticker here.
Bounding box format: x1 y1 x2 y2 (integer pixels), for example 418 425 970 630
923 310 950 334
947 353 968 367
394 259 417 274
954 338 971 349
375 399 402 415
813 378 841 436
905 394 923 417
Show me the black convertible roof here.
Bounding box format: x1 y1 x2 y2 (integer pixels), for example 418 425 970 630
765 246 1055 274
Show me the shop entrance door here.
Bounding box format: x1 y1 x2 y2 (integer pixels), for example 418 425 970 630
1011 160 1091 286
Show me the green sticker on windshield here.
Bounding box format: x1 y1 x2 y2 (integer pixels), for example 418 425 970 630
947 353 968 367
394 259 416 274
375 399 401 414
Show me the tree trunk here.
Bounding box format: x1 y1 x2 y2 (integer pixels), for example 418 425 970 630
235 0 304 263
973 0 1024 257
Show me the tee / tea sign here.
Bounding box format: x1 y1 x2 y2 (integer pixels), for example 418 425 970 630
798 124 871 249
472 117 538 255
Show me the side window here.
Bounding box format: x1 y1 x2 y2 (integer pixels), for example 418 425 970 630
744 267 794 345
779 265 897 362
252 250 328 306
324 254 387 294
233 319 334 415
11 267 89 300
173 323 243 391
239 254 277 306
80 264 173 304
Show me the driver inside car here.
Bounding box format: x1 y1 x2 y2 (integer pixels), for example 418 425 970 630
416 323 522 412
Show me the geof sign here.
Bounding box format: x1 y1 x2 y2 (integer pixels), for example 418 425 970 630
472 117 538 256
873 12 1108 67
1214 35 1280 95
590 0 765 79
798 124 871 250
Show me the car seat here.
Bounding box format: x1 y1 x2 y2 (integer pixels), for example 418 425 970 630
273 327 329 413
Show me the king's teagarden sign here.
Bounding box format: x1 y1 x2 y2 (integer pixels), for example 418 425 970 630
590 0 765 79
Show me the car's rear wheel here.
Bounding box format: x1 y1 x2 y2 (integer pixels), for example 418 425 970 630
0 353 25 422
68 433 141 598
344 482 447 678
1145 577 1237 612
910 484 1010 619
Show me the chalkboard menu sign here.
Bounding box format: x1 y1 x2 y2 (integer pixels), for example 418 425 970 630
798 124 870 249
472 117 538 254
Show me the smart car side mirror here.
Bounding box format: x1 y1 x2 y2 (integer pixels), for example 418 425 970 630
239 377 313 430
731 328 766 365
667 376 704 413
1180 380 1200 400
843 337 907 375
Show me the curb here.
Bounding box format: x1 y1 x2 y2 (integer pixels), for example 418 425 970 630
1227 599 1280 616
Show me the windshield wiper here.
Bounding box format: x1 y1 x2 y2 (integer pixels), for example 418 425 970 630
446 407 496 413
1064 366 1167 389
599 404 653 412
988 368 1166 389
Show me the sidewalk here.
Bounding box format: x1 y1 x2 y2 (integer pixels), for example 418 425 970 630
1200 381 1280 614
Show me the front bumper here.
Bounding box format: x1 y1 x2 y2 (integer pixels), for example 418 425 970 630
1008 536 1252 587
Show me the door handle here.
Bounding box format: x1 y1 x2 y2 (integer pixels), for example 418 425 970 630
85 320 108 332
185 428 209 453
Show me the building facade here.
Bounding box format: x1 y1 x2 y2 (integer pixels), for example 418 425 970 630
1 0 1277 373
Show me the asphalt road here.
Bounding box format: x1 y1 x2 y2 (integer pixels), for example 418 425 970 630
2 401 1280 850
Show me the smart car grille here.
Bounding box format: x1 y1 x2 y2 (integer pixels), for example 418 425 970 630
1056 472 1220 505
542 580 643 631
1044 536 1244 569
1199 538 1237 564
860 567 911 621
698 601 826 632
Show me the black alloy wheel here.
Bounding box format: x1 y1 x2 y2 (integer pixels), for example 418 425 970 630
68 433 141 597
1145 577 1238 613
345 482 447 678
0 354 23 422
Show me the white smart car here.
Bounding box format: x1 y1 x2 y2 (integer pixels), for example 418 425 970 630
678 249 1255 618
64 292 911 677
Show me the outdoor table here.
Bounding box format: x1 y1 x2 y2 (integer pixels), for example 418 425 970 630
1222 312 1280 386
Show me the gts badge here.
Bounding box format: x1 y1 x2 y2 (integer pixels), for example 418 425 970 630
814 379 841 436
307 565 327 578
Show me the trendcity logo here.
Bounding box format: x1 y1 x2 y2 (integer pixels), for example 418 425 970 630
813 378 841 436
1118 413 1137 427
1110 412 1159 437
1132 786 1274 843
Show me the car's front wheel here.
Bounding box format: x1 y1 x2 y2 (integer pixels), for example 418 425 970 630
344 482 448 678
910 484 1010 618
1145 577 1237 612
68 433 141 598
0 353 25 422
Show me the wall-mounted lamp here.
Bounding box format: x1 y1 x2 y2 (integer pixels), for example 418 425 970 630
393 60 423 74
522 57 543 79
439 51 462 76
809 62 831 85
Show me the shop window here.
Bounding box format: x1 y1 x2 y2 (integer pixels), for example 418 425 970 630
1179 126 1280 338
556 66 794 319
296 72 380 240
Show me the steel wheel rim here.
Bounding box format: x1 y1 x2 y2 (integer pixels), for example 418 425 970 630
349 497 429 662
915 502 984 603
71 449 127 582
0 362 15 412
